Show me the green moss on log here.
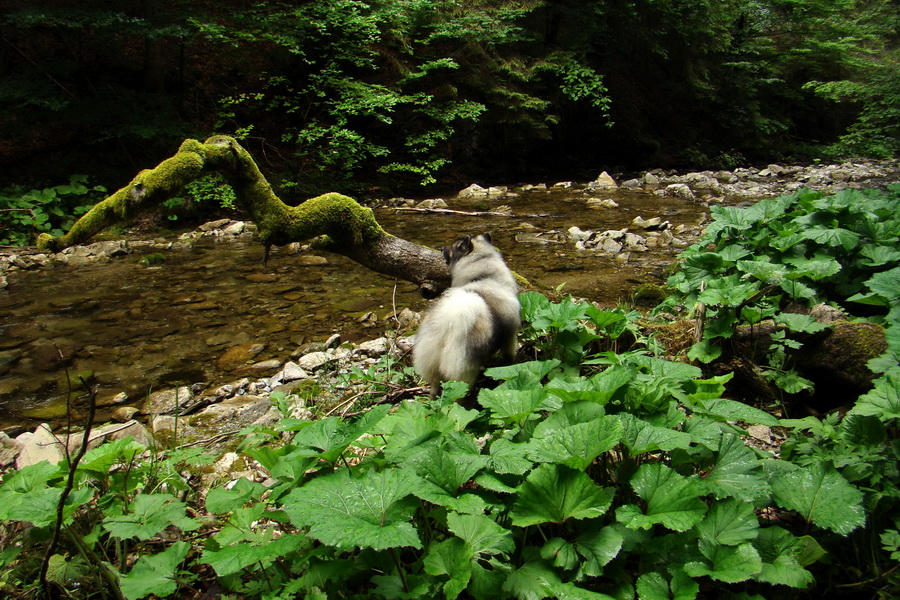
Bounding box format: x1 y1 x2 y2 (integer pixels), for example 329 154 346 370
35 135 386 254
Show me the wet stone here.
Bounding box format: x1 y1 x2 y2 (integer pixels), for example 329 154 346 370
142 386 194 415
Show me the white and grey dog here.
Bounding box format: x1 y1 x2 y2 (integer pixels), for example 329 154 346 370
413 233 520 399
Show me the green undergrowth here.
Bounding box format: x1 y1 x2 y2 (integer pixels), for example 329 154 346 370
2 290 898 599
660 185 900 400
1 187 899 599
0 176 107 246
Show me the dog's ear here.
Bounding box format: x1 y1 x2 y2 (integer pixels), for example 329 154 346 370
479 232 492 244
456 236 474 254
442 235 473 265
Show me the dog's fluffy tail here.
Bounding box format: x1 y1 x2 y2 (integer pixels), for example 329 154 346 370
413 288 493 388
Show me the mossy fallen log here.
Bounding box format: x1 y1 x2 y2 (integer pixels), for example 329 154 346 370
36 136 451 297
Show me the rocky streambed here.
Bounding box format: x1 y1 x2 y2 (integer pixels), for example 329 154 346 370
1 158 898 473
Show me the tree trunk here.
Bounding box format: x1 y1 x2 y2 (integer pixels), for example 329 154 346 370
36 136 452 297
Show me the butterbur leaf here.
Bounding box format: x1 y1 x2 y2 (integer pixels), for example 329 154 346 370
406 446 488 494
752 527 815 588
802 226 860 252
485 359 561 383
687 340 722 364
509 464 614 527
775 313 831 334
768 462 865 535
527 416 623 470
684 539 762 583
423 538 473 600
575 524 624 577
504 560 615 600
447 512 514 558
103 494 199 540
291 405 391 462
118 541 190 600
488 438 533 475
670 570 700 600
618 413 692 455
865 267 900 303
478 387 547 426
636 572 668 600
541 537 580 570
201 533 308 577
620 463 706 532
77 437 144 475
283 468 422 550
694 499 758 546
533 400 607 435
205 478 266 513
692 398 780 426
851 370 900 421
703 434 769 502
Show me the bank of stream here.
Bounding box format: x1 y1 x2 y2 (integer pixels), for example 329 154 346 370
2 159 897 433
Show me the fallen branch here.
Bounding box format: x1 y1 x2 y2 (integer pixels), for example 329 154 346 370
394 206 552 218
36 136 455 297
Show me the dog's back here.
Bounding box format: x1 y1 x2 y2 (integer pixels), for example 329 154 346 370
413 234 520 398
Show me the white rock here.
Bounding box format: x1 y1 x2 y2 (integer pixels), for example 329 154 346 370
15 424 64 468
296 351 331 371
593 171 618 189
282 361 309 382
586 198 618 209
357 338 390 357
567 226 592 243
457 183 486 198
223 221 245 235
665 183 695 200
143 386 194 415
0 432 19 467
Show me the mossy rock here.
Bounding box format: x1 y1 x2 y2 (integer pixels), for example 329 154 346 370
139 253 166 267
796 320 887 404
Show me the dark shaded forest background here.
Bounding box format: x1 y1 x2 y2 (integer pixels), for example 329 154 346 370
1 0 898 198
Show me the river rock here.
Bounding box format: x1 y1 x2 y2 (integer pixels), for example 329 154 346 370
223 221 245 235
356 337 390 357
621 178 642 190
396 307 421 330
416 198 448 209
568 226 592 243
295 351 331 371
15 424 64 468
0 432 19 467
218 342 267 370
665 183 695 200
586 198 618 209
641 172 660 188
457 184 507 198
143 386 194 415
199 219 231 232
591 171 618 190
67 420 152 454
111 406 140 422
600 238 623 253
632 216 662 230
683 172 721 191
296 255 329 266
282 361 309 382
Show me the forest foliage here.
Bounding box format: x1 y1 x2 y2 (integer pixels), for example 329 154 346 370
1 0 898 195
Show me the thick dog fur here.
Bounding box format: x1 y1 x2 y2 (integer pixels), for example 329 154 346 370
413 233 520 399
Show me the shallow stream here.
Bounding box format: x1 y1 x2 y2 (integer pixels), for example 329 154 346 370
0 186 711 431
